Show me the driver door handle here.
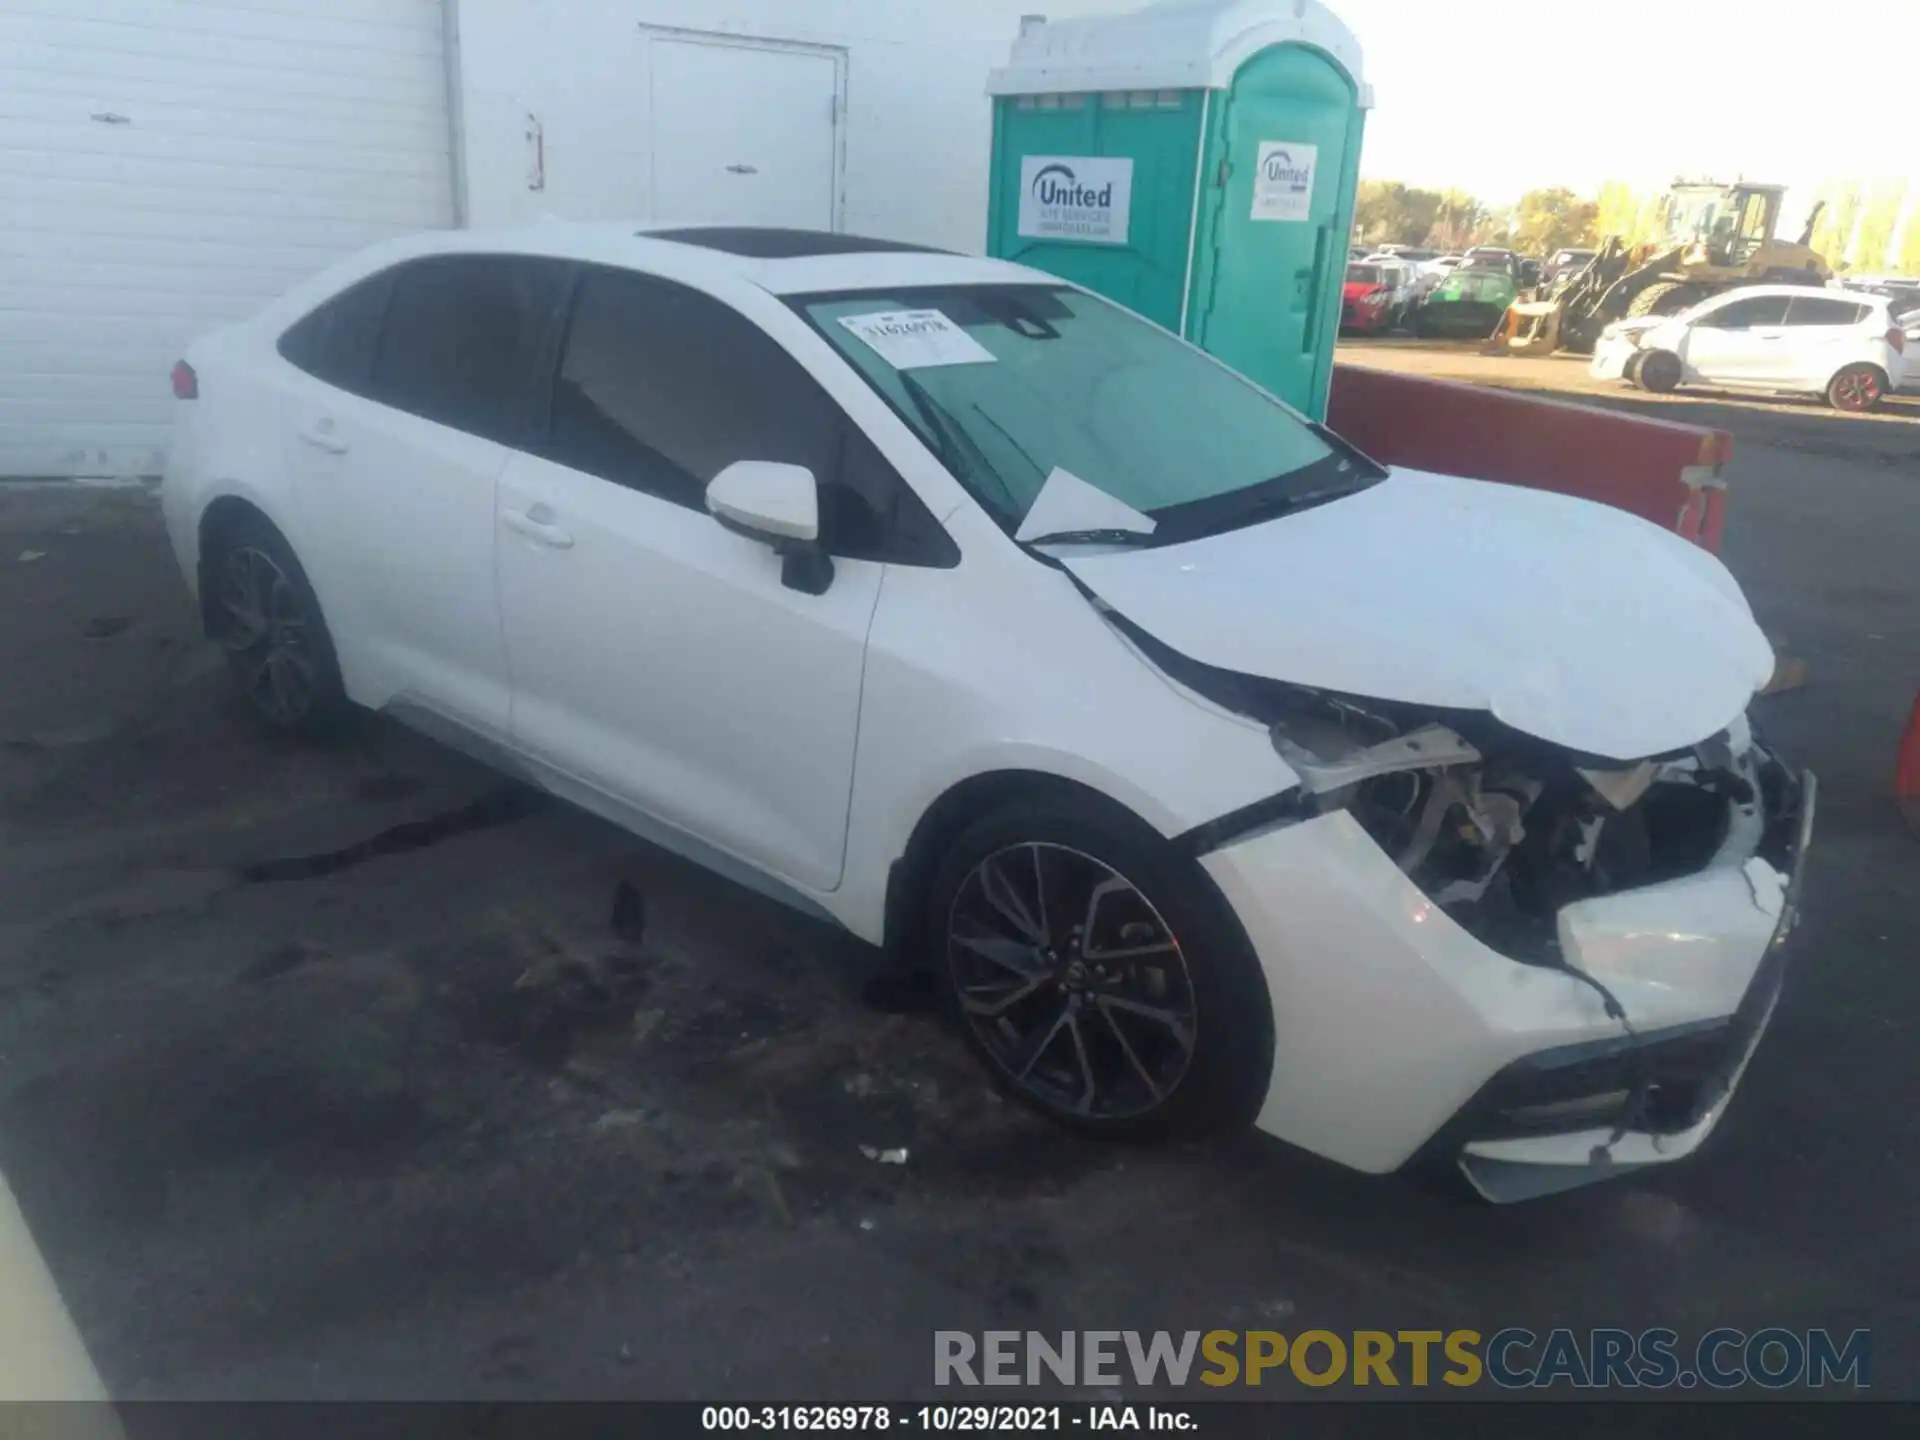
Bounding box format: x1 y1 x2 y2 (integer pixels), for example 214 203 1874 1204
501 505 574 549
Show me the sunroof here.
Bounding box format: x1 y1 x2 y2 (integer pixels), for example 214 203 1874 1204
646 227 952 259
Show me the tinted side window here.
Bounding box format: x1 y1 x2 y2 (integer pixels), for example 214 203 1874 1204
541 267 956 566
369 257 562 445
278 273 392 393
1782 297 1869 327
1697 295 1790 329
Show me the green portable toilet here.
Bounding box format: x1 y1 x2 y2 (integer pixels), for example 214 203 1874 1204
985 0 1371 420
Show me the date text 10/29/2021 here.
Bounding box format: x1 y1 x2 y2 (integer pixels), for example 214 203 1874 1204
702 1408 1188 1432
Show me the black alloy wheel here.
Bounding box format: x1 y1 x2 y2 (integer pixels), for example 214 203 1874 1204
211 518 347 736
947 841 1200 1124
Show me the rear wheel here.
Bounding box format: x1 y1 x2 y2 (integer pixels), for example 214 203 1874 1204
1637 349 1683 393
209 516 348 737
1826 363 1887 413
929 795 1273 1139
1623 350 1649 388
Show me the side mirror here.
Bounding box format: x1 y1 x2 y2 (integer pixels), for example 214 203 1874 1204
705 460 834 595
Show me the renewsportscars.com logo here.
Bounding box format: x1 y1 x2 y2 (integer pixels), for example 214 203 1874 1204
934 1328 1871 1390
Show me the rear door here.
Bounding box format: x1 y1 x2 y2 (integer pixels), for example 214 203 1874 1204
1678 293 1791 383
281 254 565 734
1771 295 1874 390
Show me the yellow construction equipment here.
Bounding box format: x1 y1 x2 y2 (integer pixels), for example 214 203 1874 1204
1494 181 1830 354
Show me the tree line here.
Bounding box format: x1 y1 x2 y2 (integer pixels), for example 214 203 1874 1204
1362 177 1919 274
1354 180 1602 255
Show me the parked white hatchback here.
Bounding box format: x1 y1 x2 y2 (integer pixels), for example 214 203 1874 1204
163 224 1813 1202
1592 284 1913 411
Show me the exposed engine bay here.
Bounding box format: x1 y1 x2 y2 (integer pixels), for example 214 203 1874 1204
1109 609 1799 967
1263 685 1796 965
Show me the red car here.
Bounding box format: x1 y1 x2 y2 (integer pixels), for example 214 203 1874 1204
1341 262 1399 334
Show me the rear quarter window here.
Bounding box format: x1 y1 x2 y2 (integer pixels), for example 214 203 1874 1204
1781 296 1871 327
277 273 394 394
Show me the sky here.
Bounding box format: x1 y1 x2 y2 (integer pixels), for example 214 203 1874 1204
1336 0 1918 205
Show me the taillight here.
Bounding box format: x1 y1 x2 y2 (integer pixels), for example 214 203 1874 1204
171 360 198 399
1887 328 1906 354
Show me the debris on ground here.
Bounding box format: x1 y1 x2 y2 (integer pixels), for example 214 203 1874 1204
859 1145 910 1165
593 1109 645 1131
17 549 45 563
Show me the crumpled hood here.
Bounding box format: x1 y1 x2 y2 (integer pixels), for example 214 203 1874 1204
1064 468 1776 761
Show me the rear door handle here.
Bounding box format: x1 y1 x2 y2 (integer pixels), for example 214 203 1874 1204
501 506 574 549
298 419 349 454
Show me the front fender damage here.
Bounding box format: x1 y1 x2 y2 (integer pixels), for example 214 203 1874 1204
1100 596 1815 1196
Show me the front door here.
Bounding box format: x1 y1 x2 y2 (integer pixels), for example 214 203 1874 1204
648 35 841 229
496 266 881 892
1680 293 1790 384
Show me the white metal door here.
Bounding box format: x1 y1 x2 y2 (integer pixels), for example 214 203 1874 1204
0 0 455 478
647 35 842 230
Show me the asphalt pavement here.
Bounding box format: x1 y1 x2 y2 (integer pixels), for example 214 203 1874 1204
0 360 1916 1401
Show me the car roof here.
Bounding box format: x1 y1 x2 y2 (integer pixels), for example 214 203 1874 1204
335 221 1047 299
1703 284 1887 306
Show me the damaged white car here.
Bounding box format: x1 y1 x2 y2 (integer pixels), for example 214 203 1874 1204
162 225 1813 1203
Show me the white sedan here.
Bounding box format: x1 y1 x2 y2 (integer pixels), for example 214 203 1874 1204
1592 284 1913 411
162 224 1812 1202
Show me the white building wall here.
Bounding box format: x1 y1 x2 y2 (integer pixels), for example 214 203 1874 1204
451 0 1117 251
0 0 455 477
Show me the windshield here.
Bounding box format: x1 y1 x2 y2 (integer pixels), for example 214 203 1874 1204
1664 190 1725 245
1347 264 1385 285
793 284 1372 542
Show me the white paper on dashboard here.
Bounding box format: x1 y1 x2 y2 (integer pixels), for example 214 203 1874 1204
1013 467 1158 543
836 310 997 370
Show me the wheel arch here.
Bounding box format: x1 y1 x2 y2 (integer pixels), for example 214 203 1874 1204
880 769 1163 972
195 493 287 637
1831 359 1891 387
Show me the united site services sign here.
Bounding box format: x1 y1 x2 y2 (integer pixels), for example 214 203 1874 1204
1017 155 1134 245
1251 141 1317 222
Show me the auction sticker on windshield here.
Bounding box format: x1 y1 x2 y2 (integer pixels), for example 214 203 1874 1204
837 310 998 370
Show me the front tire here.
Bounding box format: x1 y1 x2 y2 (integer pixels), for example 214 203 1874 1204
928 794 1274 1139
1637 349 1683 393
1826 362 1887 413
208 516 349 737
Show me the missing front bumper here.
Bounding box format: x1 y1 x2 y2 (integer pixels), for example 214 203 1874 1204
1446 770 1815 1202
